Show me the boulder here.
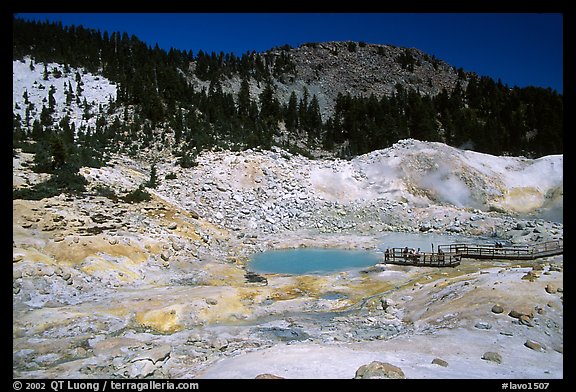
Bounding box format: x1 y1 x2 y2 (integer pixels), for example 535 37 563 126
474 321 492 330
255 374 284 379
524 340 544 352
521 270 540 281
508 305 534 319
482 352 502 364
545 284 558 294
354 361 405 379
491 304 504 314
431 358 449 367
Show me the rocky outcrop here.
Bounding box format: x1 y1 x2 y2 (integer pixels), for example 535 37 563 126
185 42 463 120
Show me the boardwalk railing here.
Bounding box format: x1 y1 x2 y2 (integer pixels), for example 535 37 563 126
383 240 562 267
439 239 563 260
384 247 461 267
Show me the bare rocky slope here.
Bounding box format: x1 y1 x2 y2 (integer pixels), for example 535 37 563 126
185 41 464 119
13 139 563 379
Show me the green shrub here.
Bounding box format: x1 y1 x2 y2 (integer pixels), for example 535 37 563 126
94 184 118 200
122 185 151 203
13 164 87 200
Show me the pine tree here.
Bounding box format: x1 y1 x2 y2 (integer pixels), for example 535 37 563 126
146 164 158 188
40 105 52 127
285 91 299 132
307 94 322 144
307 94 322 130
298 87 309 130
50 134 68 170
259 82 280 120
237 78 251 118
48 85 57 113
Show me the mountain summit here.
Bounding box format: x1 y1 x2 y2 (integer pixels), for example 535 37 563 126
185 41 464 119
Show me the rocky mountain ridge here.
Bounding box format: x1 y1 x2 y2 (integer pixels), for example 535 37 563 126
13 18 563 159
185 41 465 119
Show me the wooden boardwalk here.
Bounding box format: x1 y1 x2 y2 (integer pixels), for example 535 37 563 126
383 239 563 267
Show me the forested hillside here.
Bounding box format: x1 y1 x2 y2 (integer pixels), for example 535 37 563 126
13 16 563 165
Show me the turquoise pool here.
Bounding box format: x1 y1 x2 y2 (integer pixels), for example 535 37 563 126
249 248 381 275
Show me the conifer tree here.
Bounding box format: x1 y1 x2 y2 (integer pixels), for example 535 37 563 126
285 91 299 132
48 85 57 113
298 87 310 130
237 78 252 118
146 164 158 188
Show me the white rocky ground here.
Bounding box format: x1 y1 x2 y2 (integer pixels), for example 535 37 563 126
13 57 117 133
12 137 563 380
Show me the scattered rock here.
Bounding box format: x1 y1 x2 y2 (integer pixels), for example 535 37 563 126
431 358 449 367
167 222 178 230
482 352 502 364
172 241 184 251
474 322 492 330
491 304 504 314
209 337 228 351
262 327 309 342
508 306 533 319
245 271 268 285
255 374 285 379
521 270 540 281
524 340 545 352
519 315 533 327
128 360 157 378
354 361 405 379
132 345 172 364
545 284 558 294
549 264 562 272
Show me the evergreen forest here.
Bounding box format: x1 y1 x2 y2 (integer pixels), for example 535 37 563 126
13 16 563 175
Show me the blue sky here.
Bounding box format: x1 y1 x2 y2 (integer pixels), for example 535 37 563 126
17 13 564 93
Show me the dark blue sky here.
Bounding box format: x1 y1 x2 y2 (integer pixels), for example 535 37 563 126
18 13 564 93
